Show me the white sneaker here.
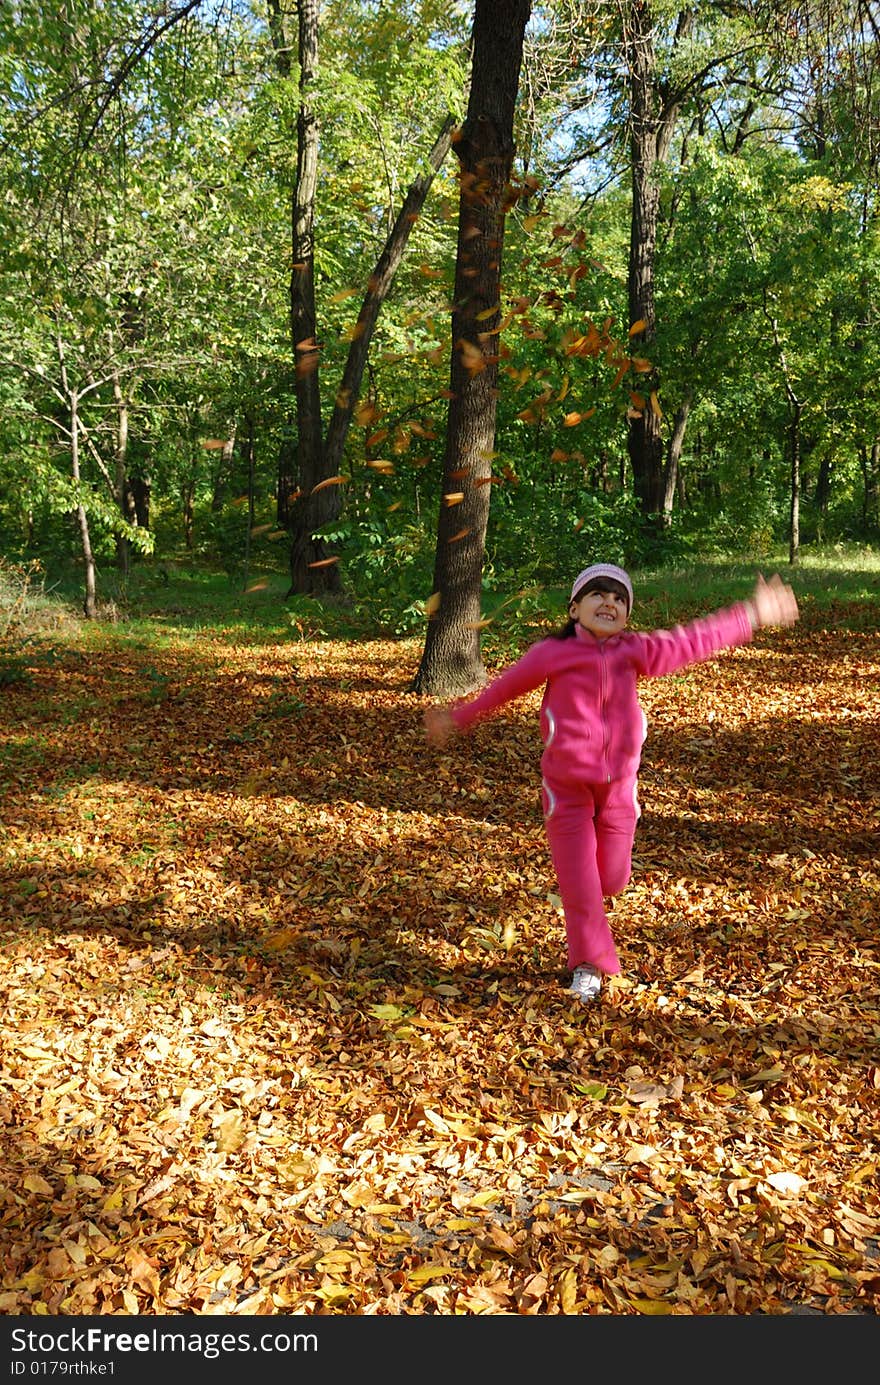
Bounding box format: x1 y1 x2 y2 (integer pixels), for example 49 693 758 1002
568 964 602 1002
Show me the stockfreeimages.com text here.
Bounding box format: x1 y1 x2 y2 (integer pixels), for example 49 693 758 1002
10 1329 317 1360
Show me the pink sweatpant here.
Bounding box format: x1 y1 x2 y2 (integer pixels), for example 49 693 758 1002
541 774 639 974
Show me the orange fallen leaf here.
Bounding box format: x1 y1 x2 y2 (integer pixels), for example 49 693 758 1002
310 475 348 493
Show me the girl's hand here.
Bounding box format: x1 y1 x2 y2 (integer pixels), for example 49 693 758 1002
749 573 799 629
424 705 457 747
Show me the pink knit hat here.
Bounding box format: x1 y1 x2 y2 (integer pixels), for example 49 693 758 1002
570 563 633 611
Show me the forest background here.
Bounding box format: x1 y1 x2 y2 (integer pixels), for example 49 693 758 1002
1 0 879 1320
1 0 879 662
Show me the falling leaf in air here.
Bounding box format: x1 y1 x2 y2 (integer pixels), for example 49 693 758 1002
310 475 348 494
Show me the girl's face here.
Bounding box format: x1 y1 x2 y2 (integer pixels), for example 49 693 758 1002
570 583 629 639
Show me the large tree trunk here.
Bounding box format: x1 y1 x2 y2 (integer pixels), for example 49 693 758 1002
412 0 532 697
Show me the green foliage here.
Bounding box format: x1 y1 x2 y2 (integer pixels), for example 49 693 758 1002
1 0 879 632
318 512 438 634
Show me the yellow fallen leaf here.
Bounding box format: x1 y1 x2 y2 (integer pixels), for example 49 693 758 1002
745 1066 786 1086
487 1225 518 1255
369 1004 404 1022
214 1111 246 1154
558 1266 578 1313
572 1081 608 1100
24 1174 54 1196
468 1188 503 1208
407 1264 457 1285
422 1107 450 1132
263 928 299 951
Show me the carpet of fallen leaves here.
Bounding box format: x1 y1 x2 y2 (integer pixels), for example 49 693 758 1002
0 604 878 1317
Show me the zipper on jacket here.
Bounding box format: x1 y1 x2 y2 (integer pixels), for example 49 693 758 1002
600 641 611 782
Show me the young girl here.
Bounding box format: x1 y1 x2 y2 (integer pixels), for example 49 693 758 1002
423 563 799 1002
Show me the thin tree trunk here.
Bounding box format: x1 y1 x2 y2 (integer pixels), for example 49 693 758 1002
131 474 150 528
861 441 880 529
244 414 256 530
287 0 336 596
661 389 692 523
69 389 97 618
182 479 195 551
626 0 665 519
270 0 456 599
624 2 691 526
55 328 98 616
412 0 532 697
814 447 832 517
789 400 801 565
112 373 131 575
762 290 802 567
323 116 456 475
211 428 236 513
242 414 256 591
276 423 297 529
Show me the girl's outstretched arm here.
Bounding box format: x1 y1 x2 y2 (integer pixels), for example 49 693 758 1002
746 573 799 630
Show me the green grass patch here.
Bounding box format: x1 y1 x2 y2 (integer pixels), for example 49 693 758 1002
2 543 877 664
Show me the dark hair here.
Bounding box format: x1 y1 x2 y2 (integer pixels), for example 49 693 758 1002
548 577 631 641
573 577 631 608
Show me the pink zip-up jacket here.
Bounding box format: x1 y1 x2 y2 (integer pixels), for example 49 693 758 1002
450 603 755 787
